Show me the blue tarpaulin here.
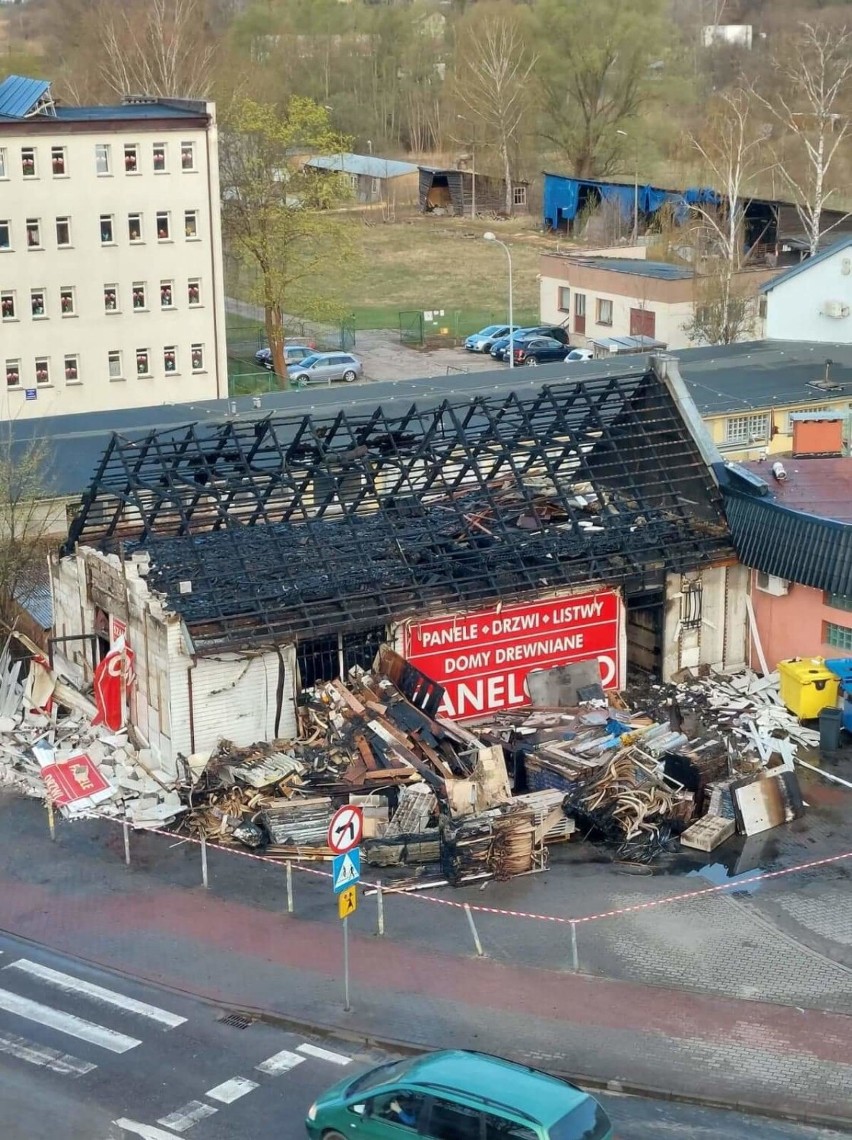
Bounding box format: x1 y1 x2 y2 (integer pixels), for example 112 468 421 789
543 173 725 230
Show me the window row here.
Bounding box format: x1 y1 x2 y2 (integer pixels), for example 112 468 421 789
0 210 202 251
0 140 197 180
725 413 769 445
1 279 202 320
5 344 207 390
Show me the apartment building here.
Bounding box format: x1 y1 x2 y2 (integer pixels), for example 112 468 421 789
0 75 226 420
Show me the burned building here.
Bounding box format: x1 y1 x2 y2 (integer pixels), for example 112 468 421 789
50 356 747 768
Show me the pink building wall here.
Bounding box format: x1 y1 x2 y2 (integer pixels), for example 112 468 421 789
749 572 852 670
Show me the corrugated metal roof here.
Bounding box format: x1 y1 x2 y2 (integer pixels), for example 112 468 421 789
305 152 418 179
13 581 53 629
575 257 693 280
54 103 204 121
0 75 50 118
760 236 852 294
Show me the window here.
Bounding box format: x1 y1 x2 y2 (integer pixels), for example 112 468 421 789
100 214 115 244
21 147 37 178
136 349 151 377
483 1112 537 1140
826 593 852 613
95 143 111 175
55 216 71 247
367 1092 426 1131
108 350 123 380
725 413 769 444
124 143 139 173
0 220 9 250
347 173 358 191
5 360 20 389
153 142 167 172
64 354 79 383
51 146 67 176
191 343 204 372
60 287 75 316
132 282 147 310
558 286 571 313
596 297 613 325
370 177 381 196
164 345 177 373
30 289 46 318
104 285 119 312
426 1098 481 1140
34 357 50 386
187 278 201 306
0 148 6 179
156 211 171 240
513 184 527 207
160 281 174 309
184 209 199 239
1 291 15 320
26 219 41 248
180 141 195 170
128 213 143 242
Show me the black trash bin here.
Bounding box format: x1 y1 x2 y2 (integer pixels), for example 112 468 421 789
819 706 843 752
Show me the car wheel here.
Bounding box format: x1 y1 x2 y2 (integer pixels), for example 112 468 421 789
525 356 539 366
321 1132 347 1140
294 374 309 385
343 369 357 383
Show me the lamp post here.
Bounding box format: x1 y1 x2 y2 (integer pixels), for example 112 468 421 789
617 129 639 242
484 232 513 369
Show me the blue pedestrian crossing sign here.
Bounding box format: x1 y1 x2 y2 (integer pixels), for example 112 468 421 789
332 847 361 894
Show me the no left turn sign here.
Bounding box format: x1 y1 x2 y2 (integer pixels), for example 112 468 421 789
327 805 363 855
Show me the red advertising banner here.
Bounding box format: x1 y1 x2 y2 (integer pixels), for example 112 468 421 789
41 753 111 807
92 639 135 732
404 589 624 720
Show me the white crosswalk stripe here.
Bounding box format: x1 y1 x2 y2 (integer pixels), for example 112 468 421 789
0 986 141 1053
297 1042 351 1065
254 1048 305 1075
156 1101 217 1132
3 960 186 1028
0 1028 96 1076
205 1076 258 1103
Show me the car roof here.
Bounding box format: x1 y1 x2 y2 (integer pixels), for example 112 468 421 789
396 1051 588 1125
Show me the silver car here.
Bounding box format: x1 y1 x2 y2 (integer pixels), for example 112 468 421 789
287 352 363 385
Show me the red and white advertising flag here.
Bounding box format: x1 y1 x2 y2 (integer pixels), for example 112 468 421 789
92 636 135 731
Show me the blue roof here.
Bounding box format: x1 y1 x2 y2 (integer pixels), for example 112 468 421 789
305 152 418 179
575 257 693 280
759 235 852 294
0 75 51 118
54 102 204 121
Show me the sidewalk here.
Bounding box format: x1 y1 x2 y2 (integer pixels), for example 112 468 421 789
0 800 850 1125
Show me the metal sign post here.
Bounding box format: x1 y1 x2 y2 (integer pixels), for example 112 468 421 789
343 917 351 1012
329 806 363 1014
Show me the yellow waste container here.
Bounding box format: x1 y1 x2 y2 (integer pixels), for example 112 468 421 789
777 657 839 720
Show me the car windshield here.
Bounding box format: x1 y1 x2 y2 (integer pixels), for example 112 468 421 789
478 325 502 336
346 1060 412 1096
550 1101 612 1140
295 355 320 368
566 351 586 361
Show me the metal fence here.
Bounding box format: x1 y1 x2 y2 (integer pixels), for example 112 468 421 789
399 309 540 348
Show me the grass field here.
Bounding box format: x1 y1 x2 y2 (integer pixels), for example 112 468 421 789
225 214 552 333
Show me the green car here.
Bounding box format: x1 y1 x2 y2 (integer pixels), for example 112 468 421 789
305 1050 613 1140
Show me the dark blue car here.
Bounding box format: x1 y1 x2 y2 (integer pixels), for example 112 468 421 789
490 325 570 361
513 336 571 366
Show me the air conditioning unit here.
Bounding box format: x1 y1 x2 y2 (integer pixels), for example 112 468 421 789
821 300 851 319
756 572 789 596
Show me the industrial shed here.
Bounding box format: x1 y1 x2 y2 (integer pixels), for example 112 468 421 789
419 166 529 216
304 152 418 206
50 358 747 765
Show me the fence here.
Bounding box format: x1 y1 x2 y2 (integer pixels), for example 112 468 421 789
226 314 356 398
399 308 541 348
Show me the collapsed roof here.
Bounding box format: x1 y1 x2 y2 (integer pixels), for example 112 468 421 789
64 367 733 653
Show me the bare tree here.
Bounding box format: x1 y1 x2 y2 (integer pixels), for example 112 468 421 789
452 5 537 214
96 0 217 99
749 22 852 256
0 429 55 635
684 270 759 345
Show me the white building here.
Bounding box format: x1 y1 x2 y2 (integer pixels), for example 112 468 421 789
760 236 852 344
0 75 227 420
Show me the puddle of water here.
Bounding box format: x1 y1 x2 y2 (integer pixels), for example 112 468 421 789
656 834 783 893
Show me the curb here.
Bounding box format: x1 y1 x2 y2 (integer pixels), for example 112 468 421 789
1 923 849 1133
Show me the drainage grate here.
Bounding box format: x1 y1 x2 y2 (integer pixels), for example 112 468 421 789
218 1012 256 1030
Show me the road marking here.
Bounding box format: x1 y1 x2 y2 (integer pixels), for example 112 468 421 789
156 1102 217 1132
255 1048 305 1075
4 960 187 1028
297 1042 351 1065
0 986 141 1053
113 1121 183 1140
205 1076 259 1103
0 1028 96 1076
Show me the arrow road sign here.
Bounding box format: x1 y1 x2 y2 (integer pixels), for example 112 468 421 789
338 885 358 920
332 848 361 894
328 805 363 855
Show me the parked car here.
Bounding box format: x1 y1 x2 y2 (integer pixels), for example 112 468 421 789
287 352 363 385
513 336 571 366
255 344 313 371
306 1050 613 1140
565 348 594 363
491 325 570 361
464 324 517 353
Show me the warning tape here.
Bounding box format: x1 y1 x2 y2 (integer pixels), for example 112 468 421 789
87 811 852 927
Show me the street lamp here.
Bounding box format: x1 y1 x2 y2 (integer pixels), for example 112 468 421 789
484 232 513 369
616 129 639 242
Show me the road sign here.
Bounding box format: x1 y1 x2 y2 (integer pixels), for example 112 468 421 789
328 805 363 855
338 885 358 919
332 848 361 894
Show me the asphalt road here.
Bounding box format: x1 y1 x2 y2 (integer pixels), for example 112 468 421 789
0 933 844 1140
